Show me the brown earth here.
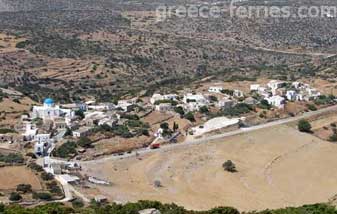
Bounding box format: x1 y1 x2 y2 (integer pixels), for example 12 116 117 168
0 166 42 190
81 124 337 212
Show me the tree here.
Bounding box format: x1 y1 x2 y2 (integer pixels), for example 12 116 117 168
77 137 93 148
174 106 185 116
75 109 85 119
329 133 337 142
258 99 271 109
32 192 52 201
16 184 32 193
72 198 84 208
199 106 209 114
9 192 22 201
222 160 237 172
160 122 169 130
64 127 72 137
173 122 179 132
41 172 54 181
184 112 195 122
298 119 312 133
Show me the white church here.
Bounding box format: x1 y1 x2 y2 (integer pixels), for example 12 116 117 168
32 98 75 121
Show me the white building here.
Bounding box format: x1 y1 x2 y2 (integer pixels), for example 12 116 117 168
292 82 302 89
73 127 92 138
150 94 178 104
217 98 235 109
183 93 209 105
265 95 286 109
286 90 297 101
208 86 223 93
155 103 172 112
250 84 260 91
117 100 136 112
34 141 49 156
32 98 75 121
34 133 51 143
267 80 285 91
22 123 38 141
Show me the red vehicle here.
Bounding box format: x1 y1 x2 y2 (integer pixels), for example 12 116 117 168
150 143 161 149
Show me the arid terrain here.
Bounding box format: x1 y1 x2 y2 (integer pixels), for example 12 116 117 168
0 166 41 190
81 124 337 211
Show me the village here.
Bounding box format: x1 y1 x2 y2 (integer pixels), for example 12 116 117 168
0 78 336 205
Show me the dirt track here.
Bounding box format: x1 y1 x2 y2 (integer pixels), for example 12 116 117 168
81 125 337 211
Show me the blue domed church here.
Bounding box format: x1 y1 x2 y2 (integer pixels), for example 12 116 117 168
32 98 75 121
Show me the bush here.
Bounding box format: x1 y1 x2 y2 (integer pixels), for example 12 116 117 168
298 119 312 133
306 104 317 111
75 110 85 119
258 100 271 110
0 128 17 134
53 141 77 158
209 207 240 214
199 106 209 114
41 172 54 181
222 160 237 172
329 133 337 142
33 192 52 201
174 106 185 116
0 153 24 164
184 112 195 122
16 184 32 193
72 198 84 208
28 162 44 172
9 192 22 201
46 181 62 195
222 103 253 117
77 137 93 148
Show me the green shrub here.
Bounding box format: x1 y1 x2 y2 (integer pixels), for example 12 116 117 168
184 112 195 122
77 137 93 148
41 172 54 181
53 141 77 158
298 119 312 133
0 153 24 164
222 160 237 173
33 192 52 201
9 192 22 201
16 184 32 193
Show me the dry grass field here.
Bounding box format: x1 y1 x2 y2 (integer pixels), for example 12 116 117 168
81 124 337 212
0 166 42 190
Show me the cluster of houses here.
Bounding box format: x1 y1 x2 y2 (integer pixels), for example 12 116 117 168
5 97 150 156
149 80 323 114
250 80 321 108
0 80 325 156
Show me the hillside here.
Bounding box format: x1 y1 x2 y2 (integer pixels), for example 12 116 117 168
0 0 335 102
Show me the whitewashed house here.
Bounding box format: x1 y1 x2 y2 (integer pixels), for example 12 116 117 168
286 90 297 101
292 82 302 89
155 103 172 112
267 80 285 91
217 98 235 109
150 94 178 104
183 93 209 111
72 127 92 138
34 133 51 143
208 86 223 93
265 95 286 109
250 84 260 91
